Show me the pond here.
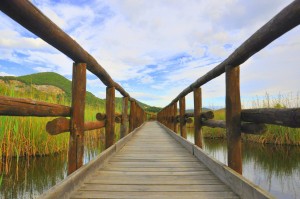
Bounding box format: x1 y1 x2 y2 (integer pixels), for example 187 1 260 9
186 128 300 199
1 126 300 198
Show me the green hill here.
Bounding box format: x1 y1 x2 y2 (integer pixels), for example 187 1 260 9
0 72 160 112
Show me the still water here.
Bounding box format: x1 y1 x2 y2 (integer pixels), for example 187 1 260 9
1 127 300 198
186 128 300 199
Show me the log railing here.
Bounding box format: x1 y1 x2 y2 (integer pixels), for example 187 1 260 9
0 0 146 175
158 1 300 175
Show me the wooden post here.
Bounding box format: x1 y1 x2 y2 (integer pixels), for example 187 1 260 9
226 65 242 174
194 87 202 148
105 86 115 149
179 97 186 138
173 102 178 133
120 97 128 138
68 62 86 175
129 100 136 132
169 105 174 131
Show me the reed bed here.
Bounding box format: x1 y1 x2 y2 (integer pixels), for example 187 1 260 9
195 93 300 145
0 83 118 174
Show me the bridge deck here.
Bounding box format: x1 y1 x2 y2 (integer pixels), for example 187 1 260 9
70 122 238 199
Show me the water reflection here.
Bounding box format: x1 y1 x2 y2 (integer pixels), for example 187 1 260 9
0 128 107 199
186 128 300 199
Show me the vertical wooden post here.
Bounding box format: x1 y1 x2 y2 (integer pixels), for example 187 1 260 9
129 100 136 132
194 87 202 148
68 62 86 175
105 86 115 149
179 97 186 138
120 96 128 138
170 105 174 131
226 65 242 174
173 102 178 133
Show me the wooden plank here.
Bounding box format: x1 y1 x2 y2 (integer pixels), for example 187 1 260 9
105 86 115 149
71 191 239 199
78 184 231 192
225 65 242 174
96 170 212 176
87 177 221 184
105 162 205 168
68 62 86 175
102 167 208 172
45 122 241 199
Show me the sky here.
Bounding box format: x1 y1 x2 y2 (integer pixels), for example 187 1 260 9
0 0 299 109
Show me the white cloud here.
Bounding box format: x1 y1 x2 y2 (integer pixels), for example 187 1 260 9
0 0 298 108
0 71 15 76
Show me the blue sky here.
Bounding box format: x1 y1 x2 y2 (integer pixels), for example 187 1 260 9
0 0 299 109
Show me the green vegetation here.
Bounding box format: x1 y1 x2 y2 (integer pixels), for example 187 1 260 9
0 72 152 174
0 72 105 107
199 94 300 145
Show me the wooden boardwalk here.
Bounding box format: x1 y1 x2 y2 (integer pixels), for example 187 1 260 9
70 122 238 199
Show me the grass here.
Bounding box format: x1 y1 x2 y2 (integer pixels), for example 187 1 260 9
0 80 123 174
192 93 300 145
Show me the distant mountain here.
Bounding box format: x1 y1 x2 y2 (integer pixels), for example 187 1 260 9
0 72 161 113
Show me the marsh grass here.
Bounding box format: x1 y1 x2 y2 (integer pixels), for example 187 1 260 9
0 83 122 174
195 93 300 145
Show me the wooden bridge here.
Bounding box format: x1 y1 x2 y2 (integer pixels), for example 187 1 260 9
0 1 300 199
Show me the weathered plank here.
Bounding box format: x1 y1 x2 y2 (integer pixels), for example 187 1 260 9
71 191 239 199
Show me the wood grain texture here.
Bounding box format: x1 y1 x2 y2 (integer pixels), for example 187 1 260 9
120 97 128 138
179 97 187 138
68 63 86 175
0 95 70 117
69 122 238 199
226 65 242 174
105 87 115 149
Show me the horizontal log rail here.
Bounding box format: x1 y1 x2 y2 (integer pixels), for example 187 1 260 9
158 1 300 175
46 118 106 135
241 108 300 128
0 95 71 117
202 120 267 135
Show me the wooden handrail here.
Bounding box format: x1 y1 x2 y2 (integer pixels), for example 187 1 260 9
158 1 300 175
0 95 70 117
0 0 147 177
169 1 300 105
0 0 130 98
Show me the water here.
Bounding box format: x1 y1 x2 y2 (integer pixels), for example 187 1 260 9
1 127 300 198
0 134 105 199
186 128 300 199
